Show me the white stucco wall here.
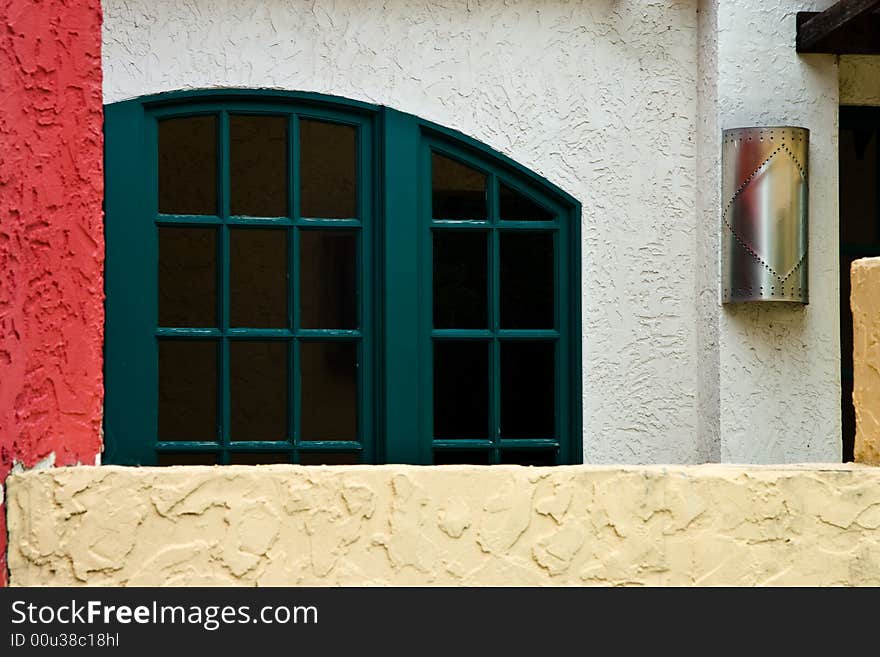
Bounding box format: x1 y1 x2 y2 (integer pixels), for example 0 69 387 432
102 0 847 464
703 0 840 463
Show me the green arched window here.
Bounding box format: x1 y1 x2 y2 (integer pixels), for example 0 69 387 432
104 90 581 466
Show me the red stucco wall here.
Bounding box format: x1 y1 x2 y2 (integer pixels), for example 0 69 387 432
0 0 104 586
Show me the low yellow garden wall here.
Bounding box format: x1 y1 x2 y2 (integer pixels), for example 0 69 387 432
7 464 880 586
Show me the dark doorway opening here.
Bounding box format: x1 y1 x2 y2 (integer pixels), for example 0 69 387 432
840 106 880 462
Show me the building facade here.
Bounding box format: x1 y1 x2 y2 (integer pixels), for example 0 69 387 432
2 1 879 585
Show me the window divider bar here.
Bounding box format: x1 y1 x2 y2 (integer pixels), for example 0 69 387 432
430 219 489 229
497 220 558 230
226 216 293 226
296 329 362 340
225 328 293 338
156 328 223 338
297 218 361 228
432 439 493 450
498 439 559 449
430 329 492 340
156 214 223 225
297 441 364 451
496 329 559 340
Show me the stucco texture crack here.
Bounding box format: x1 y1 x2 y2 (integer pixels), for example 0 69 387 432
8 464 880 586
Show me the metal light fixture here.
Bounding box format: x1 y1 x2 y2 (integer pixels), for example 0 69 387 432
721 126 809 304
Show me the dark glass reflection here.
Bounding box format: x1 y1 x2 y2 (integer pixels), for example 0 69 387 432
229 453 291 465
300 119 357 218
299 452 361 465
300 231 357 329
230 228 287 328
433 231 487 328
230 341 287 441
434 450 491 465
158 453 218 466
433 341 488 439
158 340 217 441
500 232 554 328
499 183 554 221
500 450 557 466
230 115 288 217
500 341 554 438
432 152 487 219
159 227 217 327
158 115 217 215
301 342 358 440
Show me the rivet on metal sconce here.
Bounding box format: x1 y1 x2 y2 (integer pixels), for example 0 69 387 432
721 126 809 304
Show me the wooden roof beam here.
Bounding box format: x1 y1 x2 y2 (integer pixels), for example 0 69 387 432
796 0 880 54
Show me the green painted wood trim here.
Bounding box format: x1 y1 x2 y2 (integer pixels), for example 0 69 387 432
381 108 428 463
104 90 582 466
104 99 156 465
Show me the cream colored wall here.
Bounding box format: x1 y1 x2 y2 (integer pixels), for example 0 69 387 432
8 464 880 586
840 56 880 106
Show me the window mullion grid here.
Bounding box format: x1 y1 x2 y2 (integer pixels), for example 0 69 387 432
219 110 232 465
290 113 301 464
489 173 501 465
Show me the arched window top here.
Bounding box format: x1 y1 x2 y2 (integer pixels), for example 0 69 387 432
104 90 582 466
110 88 580 217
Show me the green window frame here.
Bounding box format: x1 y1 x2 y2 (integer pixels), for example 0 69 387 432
104 89 582 466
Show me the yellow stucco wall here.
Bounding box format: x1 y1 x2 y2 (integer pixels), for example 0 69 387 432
852 258 880 465
7 464 880 586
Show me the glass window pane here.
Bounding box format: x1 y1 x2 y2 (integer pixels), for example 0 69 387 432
300 230 357 329
230 115 288 217
432 152 487 220
159 227 217 327
301 342 358 440
299 452 361 465
433 341 488 439
158 115 217 215
230 228 287 328
500 341 554 438
433 231 487 328
500 232 554 329
434 450 491 465
500 449 557 466
229 452 291 465
300 119 357 218
500 183 554 221
158 340 217 441
230 341 288 441
158 452 218 466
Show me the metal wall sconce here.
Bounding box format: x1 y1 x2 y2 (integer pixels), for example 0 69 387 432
721 126 809 304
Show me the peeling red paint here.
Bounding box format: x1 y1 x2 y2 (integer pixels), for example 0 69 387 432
0 0 104 586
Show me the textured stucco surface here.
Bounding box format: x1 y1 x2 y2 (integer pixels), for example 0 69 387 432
851 258 880 465
706 0 840 462
9 463 880 586
0 0 105 586
103 0 703 464
840 56 880 107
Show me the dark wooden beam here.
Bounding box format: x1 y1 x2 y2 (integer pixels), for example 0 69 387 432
796 0 880 53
